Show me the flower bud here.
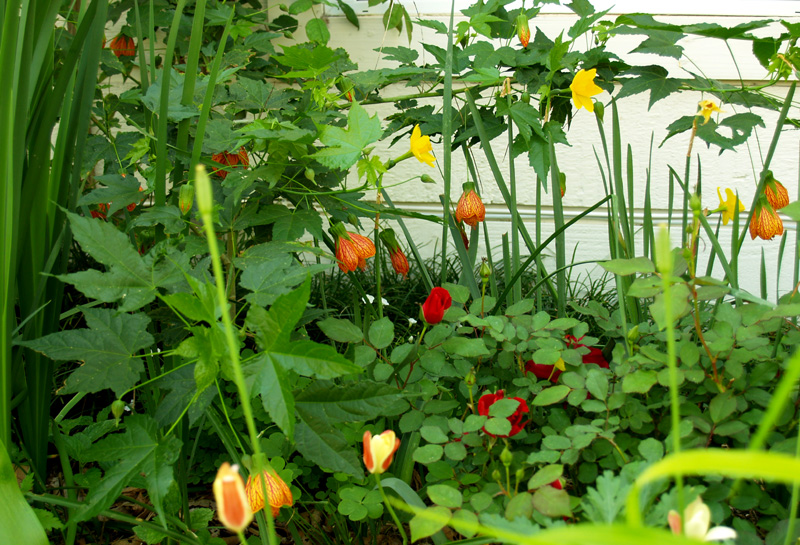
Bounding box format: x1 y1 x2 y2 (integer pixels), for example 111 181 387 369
491 469 502 482
111 400 126 424
179 184 195 215
480 260 492 281
420 174 436 184
689 194 702 212
465 368 476 387
194 165 214 215
516 14 530 48
500 446 513 467
304 168 315 182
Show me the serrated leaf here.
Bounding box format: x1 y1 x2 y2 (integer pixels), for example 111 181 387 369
130 205 186 235
270 340 361 379
246 276 311 351
75 415 180 522
79 174 143 216
22 309 153 397
294 380 404 422
294 411 362 476
311 102 382 170
617 65 683 109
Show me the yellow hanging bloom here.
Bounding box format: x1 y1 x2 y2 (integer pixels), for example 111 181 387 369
213 463 253 533
716 187 745 225
410 125 435 167
569 68 603 112
697 100 723 125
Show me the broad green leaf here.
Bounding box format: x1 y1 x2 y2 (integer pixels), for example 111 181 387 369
294 411 362 476
622 370 658 394
153 364 216 427
75 415 180 522
585 369 609 400
533 485 572 517
533 385 570 406
237 252 326 307
368 317 394 349
709 392 737 423
441 337 490 357
311 102 382 170
256 204 324 241
413 444 443 464
488 398 521 418
318 317 364 344
410 506 451 542
637 438 664 462
427 484 462 508
0 440 48 545
130 205 186 235
22 309 153 396
255 353 295 437
246 276 311 351
79 174 144 216
306 18 330 44
294 380 405 422
600 257 655 276
617 65 683 109
506 492 534 520
528 464 564 489
271 340 361 379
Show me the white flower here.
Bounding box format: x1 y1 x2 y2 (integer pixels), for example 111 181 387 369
408 318 418 325
668 497 737 542
362 295 389 305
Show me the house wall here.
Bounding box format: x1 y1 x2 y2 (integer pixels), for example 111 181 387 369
319 2 800 300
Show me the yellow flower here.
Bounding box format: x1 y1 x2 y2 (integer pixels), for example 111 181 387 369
716 187 745 225
697 100 723 125
410 125 435 167
668 496 737 542
213 463 253 533
363 430 401 474
245 469 294 518
569 68 603 112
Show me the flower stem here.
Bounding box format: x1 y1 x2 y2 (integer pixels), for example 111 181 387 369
376 474 408 545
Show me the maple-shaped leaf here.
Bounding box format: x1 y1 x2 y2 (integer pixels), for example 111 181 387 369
310 102 382 170
21 309 153 397
617 65 684 109
78 174 144 216
75 415 181 524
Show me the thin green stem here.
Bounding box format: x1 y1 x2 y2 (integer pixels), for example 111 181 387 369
376 474 408 545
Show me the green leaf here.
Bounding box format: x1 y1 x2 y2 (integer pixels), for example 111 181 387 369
505 492 534 520
617 65 683 109
318 317 364 343
695 113 765 152
484 418 511 436
306 18 330 44
622 370 658 394
75 415 180 522
246 276 311 351
585 369 609 400
528 464 564 489
255 354 295 437
450 509 478 538
0 439 48 545
533 385 570 406
294 380 405 422
257 204 324 241
413 444 443 464
440 337 490 357
637 438 664 462
237 252 326 308
130 205 186 235
600 257 655 276
270 340 361 379
444 442 467 461
79 174 144 216
368 317 394 349
294 411 362 476
22 309 153 397
311 102 382 170
709 392 737 423
427 484 462 508
410 506 451 542
532 485 571 517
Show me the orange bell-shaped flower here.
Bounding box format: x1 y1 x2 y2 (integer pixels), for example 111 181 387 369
213 463 253 533
245 469 294 518
749 200 784 241
455 182 486 229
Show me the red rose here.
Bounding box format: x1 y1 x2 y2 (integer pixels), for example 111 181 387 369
422 287 452 325
526 335 608 382
477 390 529 438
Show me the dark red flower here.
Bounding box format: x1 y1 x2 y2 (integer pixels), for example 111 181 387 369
422 287 452 325
477 390 529 438
526 334 608 383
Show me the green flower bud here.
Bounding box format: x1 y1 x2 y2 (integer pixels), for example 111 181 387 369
179 184 194 215
500 446 513 467
491 469 502 482
480 260 492 280
689 194 702 212
111 400 126 424
304 168 315 182
465 368 476 387
420 174 436 184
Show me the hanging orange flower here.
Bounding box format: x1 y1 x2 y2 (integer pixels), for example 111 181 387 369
245 469 294 519
332 224 375 272
213 463 253 533
212 148 249 179
379 229 409 278
749 200 784 241
455 182 486 229
109 34 136 58
764 171 789 210
516 14 530 48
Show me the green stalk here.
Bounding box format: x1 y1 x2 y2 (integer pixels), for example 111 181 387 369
783 418 800 545
507 97 520 303
440 0 456 285
548 138 566 318
194 166 277 545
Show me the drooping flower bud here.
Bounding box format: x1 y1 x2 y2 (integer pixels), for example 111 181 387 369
179 184 195 215
379 229 409 278
245 469 294 518
455 182 486 229
516 14 530 48
764 171 790 210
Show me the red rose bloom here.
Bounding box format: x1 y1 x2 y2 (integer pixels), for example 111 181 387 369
422 287 452 325
477 390 529 438
525 334 608 383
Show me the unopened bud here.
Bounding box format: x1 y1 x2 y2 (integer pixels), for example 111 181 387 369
689 194 702 212
305 168 315 182
179 184 195 215
465 368 476 386
500 446 513 466
515 468 525 482
111 400 126 424
480 260 491 280
491 469 502 482
420 174 435 184
194 165 214 215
